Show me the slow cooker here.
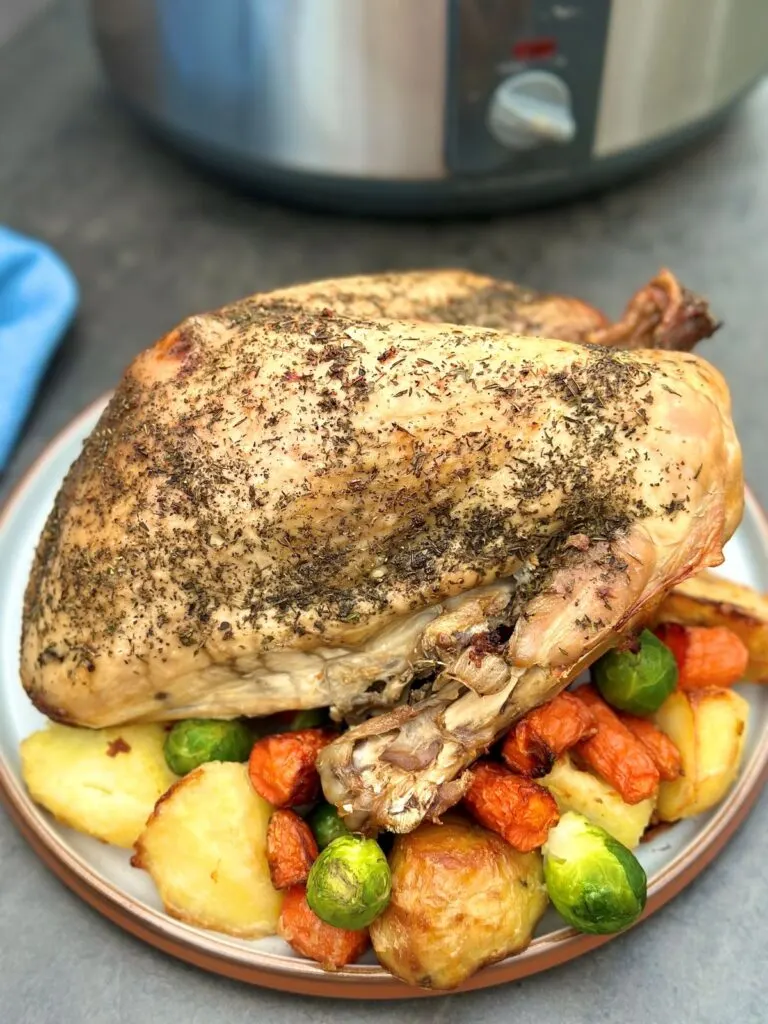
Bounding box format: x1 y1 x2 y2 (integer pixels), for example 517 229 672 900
90 0 768 215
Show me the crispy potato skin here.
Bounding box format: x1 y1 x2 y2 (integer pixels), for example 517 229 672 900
655 572 768 682
369 817 547 990
133 761 283 937
20 723 178 848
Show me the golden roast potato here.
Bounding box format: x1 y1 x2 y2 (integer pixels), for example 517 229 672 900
540 754 655 849
369 816 547 990
21 722 178 848
653 688 749 821
133 761 283 937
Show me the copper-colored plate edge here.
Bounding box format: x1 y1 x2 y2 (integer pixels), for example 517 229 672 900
0 396 767 999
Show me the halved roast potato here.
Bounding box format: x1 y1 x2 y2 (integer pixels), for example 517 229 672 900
21 723 178 848
653 688 749 821
539 754 655 850
133 761 283 937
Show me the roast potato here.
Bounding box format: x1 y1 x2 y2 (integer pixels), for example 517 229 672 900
132 761 282 937
21 723 178 848
369 816 547 990
655 572 768 682
653 688 749 821
539 754 654 849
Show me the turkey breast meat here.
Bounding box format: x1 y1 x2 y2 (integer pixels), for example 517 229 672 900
21 269 739 832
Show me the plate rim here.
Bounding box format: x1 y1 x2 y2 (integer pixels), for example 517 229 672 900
1 395 767 1000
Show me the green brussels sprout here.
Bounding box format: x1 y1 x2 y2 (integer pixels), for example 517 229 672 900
308 802 351 850
163 718 253 775
307 835 391 930
593 629 678 715
247 708 329 739
543 811 647 935
285 708 330 731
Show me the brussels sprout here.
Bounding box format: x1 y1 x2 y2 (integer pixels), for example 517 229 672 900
307 835 391 930
543 811 647 935
163 719 253 775
285 708 329 731
247 708 329 739
593 629 677 715
308 802 351 850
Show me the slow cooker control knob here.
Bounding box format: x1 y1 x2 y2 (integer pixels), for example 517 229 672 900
486 71 576 150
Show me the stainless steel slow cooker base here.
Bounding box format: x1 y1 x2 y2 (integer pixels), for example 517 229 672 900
118 99 737 217
90 0 767 216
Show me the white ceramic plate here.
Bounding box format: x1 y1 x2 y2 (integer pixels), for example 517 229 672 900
1 398 767 999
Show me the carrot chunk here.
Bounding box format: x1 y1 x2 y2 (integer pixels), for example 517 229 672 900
501 692 598 777
278 886 370 969
616 712 683 782
572 687 660 804
654 624 749 691
463 761 560 852
266 809 319 890
248 728 336 807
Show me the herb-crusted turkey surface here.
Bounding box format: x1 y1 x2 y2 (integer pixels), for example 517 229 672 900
21 269 740 832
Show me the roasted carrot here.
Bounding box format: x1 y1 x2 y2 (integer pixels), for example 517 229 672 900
463 761 560 852
248 728 336 807
654 624 749 691
501 692 598 777
616 712 683 782
572 686 660 804
266 809 319 890
278 886 370 969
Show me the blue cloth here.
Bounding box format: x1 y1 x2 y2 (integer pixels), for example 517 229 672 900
0 227 79 471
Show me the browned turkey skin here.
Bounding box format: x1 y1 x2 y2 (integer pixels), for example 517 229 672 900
21 269 738 834
267 267 719 350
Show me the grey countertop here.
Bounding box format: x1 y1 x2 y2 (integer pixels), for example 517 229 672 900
1 3 767 1022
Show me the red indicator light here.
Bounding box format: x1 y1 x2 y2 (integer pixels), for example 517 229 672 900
512 37 558 61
